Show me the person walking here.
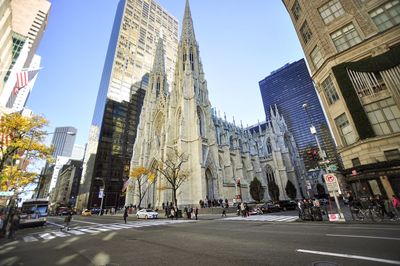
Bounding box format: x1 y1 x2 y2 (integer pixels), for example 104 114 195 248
393 195 400 219
170 207 175 220
62 211 73 231
221 205 227 217
123 207 128 224
8 211 20 239
195 207 198 220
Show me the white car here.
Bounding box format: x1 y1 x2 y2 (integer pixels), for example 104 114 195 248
136 209 158 219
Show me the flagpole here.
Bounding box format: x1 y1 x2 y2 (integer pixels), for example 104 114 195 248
0 67 43 73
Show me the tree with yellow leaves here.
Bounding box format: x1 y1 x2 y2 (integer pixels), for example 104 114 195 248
129 166 156 208
0 112 52 237
0 112 52 192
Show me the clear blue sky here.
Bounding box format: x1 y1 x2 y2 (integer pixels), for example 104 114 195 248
27 0 305 146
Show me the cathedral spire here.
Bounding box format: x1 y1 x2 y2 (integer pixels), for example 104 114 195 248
152 36 165 76
181 0 196 45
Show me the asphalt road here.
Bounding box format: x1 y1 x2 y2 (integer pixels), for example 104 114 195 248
1 213 399 266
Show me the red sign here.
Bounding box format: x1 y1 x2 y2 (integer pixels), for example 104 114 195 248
351 170 357 176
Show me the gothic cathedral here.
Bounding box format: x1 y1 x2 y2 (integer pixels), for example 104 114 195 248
126 0 304 207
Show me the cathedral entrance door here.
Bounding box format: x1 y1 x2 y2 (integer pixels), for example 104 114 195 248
205 168 215 200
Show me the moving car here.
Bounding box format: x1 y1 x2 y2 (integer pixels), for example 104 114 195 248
136 209 158 219
260 202 281 213
81 209 92 216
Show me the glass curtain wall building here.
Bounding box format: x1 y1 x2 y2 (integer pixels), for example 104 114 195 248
259 59 339 172
77 0 178 210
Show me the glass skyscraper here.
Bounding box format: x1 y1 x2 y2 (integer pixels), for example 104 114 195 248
77 0 178 210
259 59 339 171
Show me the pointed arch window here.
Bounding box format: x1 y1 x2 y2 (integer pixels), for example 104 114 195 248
265 165 275 184
197 107 205 137
183 50 187 71
266 138 272 154
229 135 234 150
156 77 161 97
189 48 194 71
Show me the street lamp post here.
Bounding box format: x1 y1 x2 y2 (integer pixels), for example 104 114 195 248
96 177 105 216
302 103 344 220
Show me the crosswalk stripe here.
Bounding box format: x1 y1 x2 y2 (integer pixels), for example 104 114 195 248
23 236 38 242
38 233 56 240
52 231 70 237
24 220 194 242
78 228 100 233
222 215 298 222
66 230 85 235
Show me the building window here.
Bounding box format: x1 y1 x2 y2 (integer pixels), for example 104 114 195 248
384 149 400 161
335 113 356 145
369 0 400 32
319 0 345 24
352 158 361 166
331 23 362 52
321 76 340 105
364 97 400 135
291 0 302 21
300 21 313 44
310 46 324 69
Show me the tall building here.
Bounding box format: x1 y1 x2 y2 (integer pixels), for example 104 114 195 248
0 0 13 94
283 0 400 199
51 126 77 157
0 0 50 109
77 0 179 210
259 59 339 172
126 1 304 208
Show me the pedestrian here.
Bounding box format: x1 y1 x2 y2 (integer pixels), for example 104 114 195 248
195 207 198 220
123 207 128 224
170 207 175 220
297 199 304 219
62 211 73 231
8 211 20 239
221 206 227 217
162 202 165 212
392 195 400 219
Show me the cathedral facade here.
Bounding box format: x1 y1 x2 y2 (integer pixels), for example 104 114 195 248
126 1 304 208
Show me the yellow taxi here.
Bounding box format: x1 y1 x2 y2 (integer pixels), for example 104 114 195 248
81 209 92 216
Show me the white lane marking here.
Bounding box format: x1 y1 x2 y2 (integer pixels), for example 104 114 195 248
23 236 38 242
335 226 400 231
326 234 400 241
93 227 112 232
222 215 298 222
296 249 400 265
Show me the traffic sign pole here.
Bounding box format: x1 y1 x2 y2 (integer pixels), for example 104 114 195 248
324 174 345 221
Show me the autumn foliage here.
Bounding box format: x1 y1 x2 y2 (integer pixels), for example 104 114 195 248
0 113 52 192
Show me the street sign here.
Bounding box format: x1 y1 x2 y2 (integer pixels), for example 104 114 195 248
0 191 14 196
328 213 339 222
324 174 339 192
328 164 337 171
98 188 104 199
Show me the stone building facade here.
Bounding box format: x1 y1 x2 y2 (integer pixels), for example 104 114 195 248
283 0 400 198
125 1 304 208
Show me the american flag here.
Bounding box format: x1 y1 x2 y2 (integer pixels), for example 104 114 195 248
14 69 40 95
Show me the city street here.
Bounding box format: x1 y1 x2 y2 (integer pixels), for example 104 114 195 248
1 213 399 266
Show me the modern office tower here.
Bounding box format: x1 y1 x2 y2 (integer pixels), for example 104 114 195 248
51 127 77 157
0 0 50 108
77 0 178 210
0 0 13 95
259 59 339 173
283 0 400 198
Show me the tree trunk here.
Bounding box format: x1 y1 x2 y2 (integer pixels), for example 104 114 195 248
173 188 177 208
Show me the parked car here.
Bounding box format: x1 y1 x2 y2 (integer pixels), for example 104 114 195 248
278 200 297 211
260 202 281 213
136 209 158 219
90 208 101 215
81 209 92 216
